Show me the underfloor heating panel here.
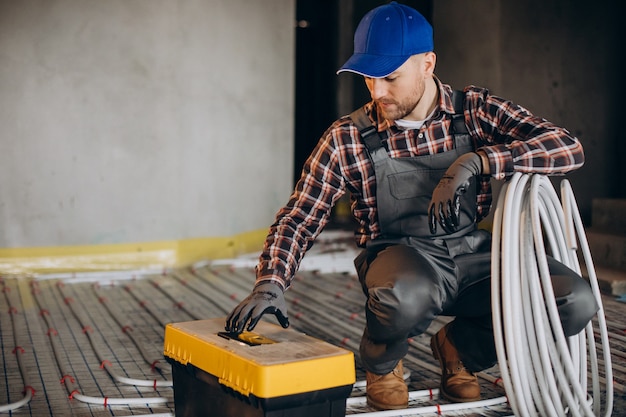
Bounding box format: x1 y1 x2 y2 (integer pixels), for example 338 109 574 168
0 258 624 417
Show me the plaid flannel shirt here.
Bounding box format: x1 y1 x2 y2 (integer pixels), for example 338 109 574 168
257 78 584 290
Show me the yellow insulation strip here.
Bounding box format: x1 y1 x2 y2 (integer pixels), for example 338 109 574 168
0 229 267 275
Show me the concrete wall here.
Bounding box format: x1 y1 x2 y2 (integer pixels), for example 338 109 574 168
0 0 295 248
433 0 622 222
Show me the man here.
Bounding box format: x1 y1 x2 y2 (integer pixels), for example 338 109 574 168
226 1 598 411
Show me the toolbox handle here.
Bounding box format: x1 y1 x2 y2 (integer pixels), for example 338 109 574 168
217 331 277 346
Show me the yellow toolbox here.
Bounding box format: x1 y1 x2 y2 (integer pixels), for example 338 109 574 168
163 318 356 417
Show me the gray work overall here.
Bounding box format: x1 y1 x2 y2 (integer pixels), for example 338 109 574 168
350 98 598 375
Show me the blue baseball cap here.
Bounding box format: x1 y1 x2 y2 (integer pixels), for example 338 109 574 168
337 2 433 78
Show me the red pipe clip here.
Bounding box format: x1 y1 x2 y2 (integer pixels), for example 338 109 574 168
60 375 75 384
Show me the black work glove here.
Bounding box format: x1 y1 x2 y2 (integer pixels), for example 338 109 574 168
225 282 289 334
429 152 483 234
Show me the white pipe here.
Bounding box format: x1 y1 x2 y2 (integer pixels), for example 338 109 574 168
0 389 33 413
491 173 613 417
0 280 34 414
92 282 170 375
54 282 174 388
561 180 614 416
30 280 173 411
349 396 509 416
69 391 169 406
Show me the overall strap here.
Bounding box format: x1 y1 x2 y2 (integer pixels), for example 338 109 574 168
451 90 469 135
349 107 383 153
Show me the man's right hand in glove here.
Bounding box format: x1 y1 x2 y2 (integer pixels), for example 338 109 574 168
225 282 289 334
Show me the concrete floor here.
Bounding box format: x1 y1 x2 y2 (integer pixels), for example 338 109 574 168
0 230 624 416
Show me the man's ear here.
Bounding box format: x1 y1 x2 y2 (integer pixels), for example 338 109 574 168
423 51 437 75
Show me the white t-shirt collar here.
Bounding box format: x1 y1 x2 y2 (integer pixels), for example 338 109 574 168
394 107 438 130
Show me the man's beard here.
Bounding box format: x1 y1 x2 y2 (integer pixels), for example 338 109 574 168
376 98 417 120
376 78 425 121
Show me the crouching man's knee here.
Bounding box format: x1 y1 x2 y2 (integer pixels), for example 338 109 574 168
365 278 442 341
550 260 598 336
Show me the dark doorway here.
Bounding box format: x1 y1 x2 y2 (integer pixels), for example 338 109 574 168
294 0 339 184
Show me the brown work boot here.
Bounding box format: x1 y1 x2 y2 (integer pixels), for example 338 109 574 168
430 323 481 402
365 360 408 410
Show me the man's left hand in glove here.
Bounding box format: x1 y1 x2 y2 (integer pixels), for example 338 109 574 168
429 152 486 234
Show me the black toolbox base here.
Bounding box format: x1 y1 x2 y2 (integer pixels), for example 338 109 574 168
170 360 352 417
